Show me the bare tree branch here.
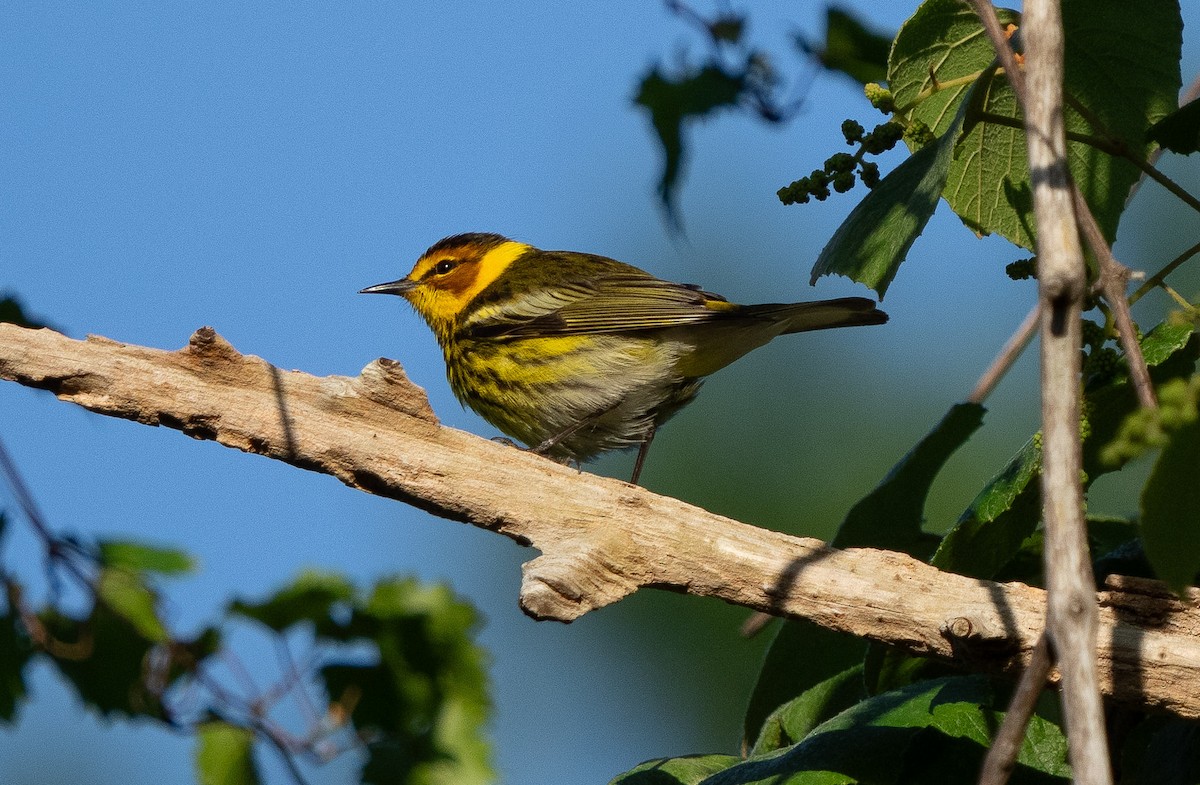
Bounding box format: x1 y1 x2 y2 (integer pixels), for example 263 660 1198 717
2 323 1200 722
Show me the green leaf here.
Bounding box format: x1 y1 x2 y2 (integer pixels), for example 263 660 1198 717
42 604 163 718
931 437 1041 579
0 607 30 723
196 720 261 785
610 755 741 785
1138 322 1196 367
745 407 981 742
751 666 865 756
99 539 195 576
97 568 169 643
1147 97 1200 154
320 577 493 785
229 569 354 633
810 91 970 298
722 677 1067 784
743 622 866 749
890 0 1181 250
1140 417 1200 592
799 8 892 85
635 64 745 224
835 403 984 557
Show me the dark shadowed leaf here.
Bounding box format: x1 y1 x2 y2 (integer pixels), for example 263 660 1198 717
836 403 983 557
0 296 51 330
41 605 163 718
635 64 745 224
1147 97 1200 154
1141 417 1200 592
797 8 892 85
0 608 30 723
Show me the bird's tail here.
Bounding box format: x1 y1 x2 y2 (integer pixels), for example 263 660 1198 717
745 297 887 334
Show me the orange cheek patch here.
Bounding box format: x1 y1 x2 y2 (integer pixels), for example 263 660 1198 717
433 263 481 300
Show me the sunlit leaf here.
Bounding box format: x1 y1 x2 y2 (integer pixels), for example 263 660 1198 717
99 539 195 576
321 577 492 785
196 720 261 785
610 754 741 785
97 568 169 643
751 666 864 756
890 0 1181 249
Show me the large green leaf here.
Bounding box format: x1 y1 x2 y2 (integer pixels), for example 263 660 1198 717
889 0 1181 249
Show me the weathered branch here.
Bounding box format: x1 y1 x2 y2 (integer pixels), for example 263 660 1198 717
2 323 1200 721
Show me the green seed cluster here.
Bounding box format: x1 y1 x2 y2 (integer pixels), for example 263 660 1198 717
777 121 902 205
864 82 895 114
1005 257 1037 280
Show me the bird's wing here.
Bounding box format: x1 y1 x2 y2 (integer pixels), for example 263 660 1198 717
461 273 737 338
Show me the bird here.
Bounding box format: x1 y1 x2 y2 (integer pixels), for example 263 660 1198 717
361 233 886 484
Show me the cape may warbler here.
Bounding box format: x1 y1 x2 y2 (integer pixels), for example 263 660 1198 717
362 233 886 482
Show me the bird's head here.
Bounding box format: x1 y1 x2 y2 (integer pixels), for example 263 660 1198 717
361 233 530 339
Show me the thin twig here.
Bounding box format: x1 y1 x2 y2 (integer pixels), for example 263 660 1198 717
1071 189 1158 409
979 635 1054 785
968 304 1041 404
1129 237 1200 306
967 2 1111 784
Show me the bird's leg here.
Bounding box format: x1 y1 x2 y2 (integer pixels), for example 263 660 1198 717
531 411 605 456
630 426 656 486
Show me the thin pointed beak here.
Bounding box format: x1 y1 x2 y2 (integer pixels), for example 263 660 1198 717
359 278 417 296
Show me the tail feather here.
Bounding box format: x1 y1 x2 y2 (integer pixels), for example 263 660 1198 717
745 297 887 334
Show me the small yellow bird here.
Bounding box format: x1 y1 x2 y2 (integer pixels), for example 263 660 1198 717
362 233 886 483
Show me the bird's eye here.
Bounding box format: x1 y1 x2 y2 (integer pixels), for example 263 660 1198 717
434 259 457 275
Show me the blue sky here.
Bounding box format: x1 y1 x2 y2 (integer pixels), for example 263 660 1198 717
3 3 1199 784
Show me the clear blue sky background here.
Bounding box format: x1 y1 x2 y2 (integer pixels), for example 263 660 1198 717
3 3 1199 784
